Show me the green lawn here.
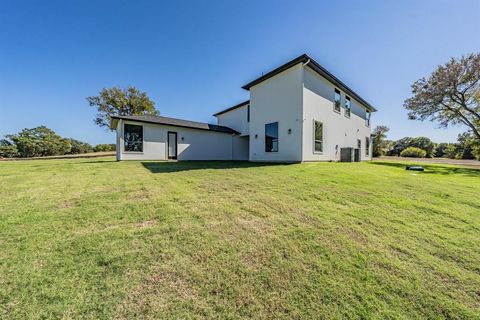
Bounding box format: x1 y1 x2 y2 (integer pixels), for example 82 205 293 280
0 158 479 319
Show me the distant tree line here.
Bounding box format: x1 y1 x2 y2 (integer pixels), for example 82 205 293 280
0 126 115 158
1 85 158 159
372 126 480 160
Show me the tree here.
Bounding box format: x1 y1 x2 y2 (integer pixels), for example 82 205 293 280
444 144 458 159
8 126 71 157
472 144 480 160
400 147 427 158
388 137 413 156
1 127 96 158
87 86 158 130
0 139 18 158
387 136 436 157
371 125 390 157
94 144 116 152
409 137 436 158
404 53 480 141
455 132 478 159
439 132 480 160
435 142 453 158
66 138 93 154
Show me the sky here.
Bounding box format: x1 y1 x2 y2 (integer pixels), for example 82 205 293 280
1 0 479 145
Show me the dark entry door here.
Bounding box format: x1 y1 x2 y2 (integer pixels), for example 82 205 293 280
168 132 177 159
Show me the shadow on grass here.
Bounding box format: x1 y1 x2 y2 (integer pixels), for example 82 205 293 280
370 161 480 177
141 161 286 173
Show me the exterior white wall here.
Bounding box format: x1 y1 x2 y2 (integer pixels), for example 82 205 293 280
216 104 250 136
302 67 372 161
117 120 241 161
249 63 304 162
232 136 249 160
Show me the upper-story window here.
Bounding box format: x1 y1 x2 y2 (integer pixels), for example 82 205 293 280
365 110 371 126
334 89 341 113
345 96 351 118
124 124 143 152
265 122 278 152
247 105 250 122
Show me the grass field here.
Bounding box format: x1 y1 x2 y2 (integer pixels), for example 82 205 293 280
0 158 479 319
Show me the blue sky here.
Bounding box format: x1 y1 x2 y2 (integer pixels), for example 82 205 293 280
1 0 479 144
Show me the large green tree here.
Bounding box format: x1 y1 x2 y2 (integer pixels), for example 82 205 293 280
0 139 18 158
0 127 97 158
404 53 480 141
455 132 480 160
371 125 390 157
87 86 159 129
7 126 71 158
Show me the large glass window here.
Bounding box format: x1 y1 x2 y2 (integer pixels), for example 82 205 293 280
365 137 370 157
124 124 143 152
365 111 371 126
345 96 351 117
314 121 323 153
265 122 278 152
334 89 341 112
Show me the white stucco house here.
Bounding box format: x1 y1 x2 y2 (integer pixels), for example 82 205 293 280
111 54 377 162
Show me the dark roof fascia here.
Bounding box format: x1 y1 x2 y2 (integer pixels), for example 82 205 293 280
213 100 250 117
241 54 308 90
110 115 240 135
241 54 377 112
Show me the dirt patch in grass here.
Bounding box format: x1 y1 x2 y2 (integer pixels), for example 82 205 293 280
134 220 156 229
235 214 272 235
115 267 198 319
338 226 369 248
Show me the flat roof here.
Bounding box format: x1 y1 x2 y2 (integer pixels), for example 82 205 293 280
110 114 239 134
213 100 250 117
241 54 377 112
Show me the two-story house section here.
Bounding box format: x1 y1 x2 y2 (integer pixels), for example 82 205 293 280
111 54 377 162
